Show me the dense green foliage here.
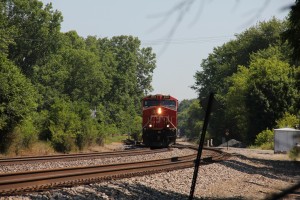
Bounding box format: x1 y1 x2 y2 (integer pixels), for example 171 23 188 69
228 48 297 142
0 0 155 153
178 99 204 139
276 112 300 129
254 129 274 150
0 54 38 152
192 15 300 145
282 0 300 65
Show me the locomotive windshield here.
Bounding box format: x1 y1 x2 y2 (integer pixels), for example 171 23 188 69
143 100 176 109
144 100 159 107
161 100 176 109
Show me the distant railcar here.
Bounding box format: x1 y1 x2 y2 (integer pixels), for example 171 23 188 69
142 94 178 147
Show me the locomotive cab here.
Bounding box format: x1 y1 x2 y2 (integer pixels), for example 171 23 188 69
142 94 178 147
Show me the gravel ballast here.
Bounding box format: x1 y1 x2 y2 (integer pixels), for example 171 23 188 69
1 147 299 200
0 148 195 173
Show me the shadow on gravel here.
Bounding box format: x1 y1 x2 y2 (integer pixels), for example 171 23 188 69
217 154 300 199
30 182 243 200
220 153 300 181
91 182 243 200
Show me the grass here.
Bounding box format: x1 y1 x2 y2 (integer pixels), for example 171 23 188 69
0 135 130 157
248 143 273 150
1 141 56 157
104 134 129 144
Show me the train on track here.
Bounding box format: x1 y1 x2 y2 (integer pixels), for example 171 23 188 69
142 94 178 147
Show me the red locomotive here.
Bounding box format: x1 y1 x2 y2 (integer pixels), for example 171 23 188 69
142 94 178 147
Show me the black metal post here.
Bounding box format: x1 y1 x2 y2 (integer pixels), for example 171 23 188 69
227 140 228 150
225 129 229 150
188 93 214 200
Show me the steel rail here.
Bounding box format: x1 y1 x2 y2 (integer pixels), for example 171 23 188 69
0 147 229 196
0 148 170 165
0 154 197 195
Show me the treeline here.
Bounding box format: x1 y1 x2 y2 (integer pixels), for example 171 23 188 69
0 0 156 153
190 4 300 145
178 99 203 139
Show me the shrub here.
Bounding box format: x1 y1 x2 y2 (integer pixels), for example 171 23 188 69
131 116 142 141
76 119 99 150
276 112 300 129
48 98 109 152
19 117 38 148
48 98 80 153
34 110 52 141
98 123 119 145
6 128 23 156
5 117 38 155
289 146 300 161
51 130 76 153
255 129 274 149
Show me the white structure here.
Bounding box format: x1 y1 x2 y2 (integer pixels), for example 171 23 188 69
274 128 300 153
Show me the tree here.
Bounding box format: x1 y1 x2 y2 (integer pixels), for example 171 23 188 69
225 47 297 143
0 54 37 152
282 0 300 65
0 1 15 56
192 19 288 144
178 99 193 136
136 47 156 96
96 36 156 132
225 46 295 142
193 18 286 98
245 55 296 141
282 0 300 113
4 0 63 77
33 31 109 108
225 66 250 142
178 99 203 139
1 0 157 153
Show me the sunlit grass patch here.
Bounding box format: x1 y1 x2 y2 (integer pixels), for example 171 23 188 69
104 134 128 144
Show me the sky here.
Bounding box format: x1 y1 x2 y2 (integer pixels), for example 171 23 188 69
40 0 294 101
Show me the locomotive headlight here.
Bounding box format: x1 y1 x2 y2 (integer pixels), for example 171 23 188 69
149 124 152 128
166 124 170 128
157 107 162 115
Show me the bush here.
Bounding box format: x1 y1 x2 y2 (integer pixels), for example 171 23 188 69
34 110 52 141
276 112 300 129
19 117 38 148
48 98 80 153
289 146 300 161
76 119 100 150
255 129 274 149
6 128 23 156
131 116 142 141
48 98 109 152
51 130 76 153
97 123 119 145
4 117 38 155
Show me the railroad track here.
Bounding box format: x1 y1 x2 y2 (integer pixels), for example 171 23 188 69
0 147 229 196
0 148 169 165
